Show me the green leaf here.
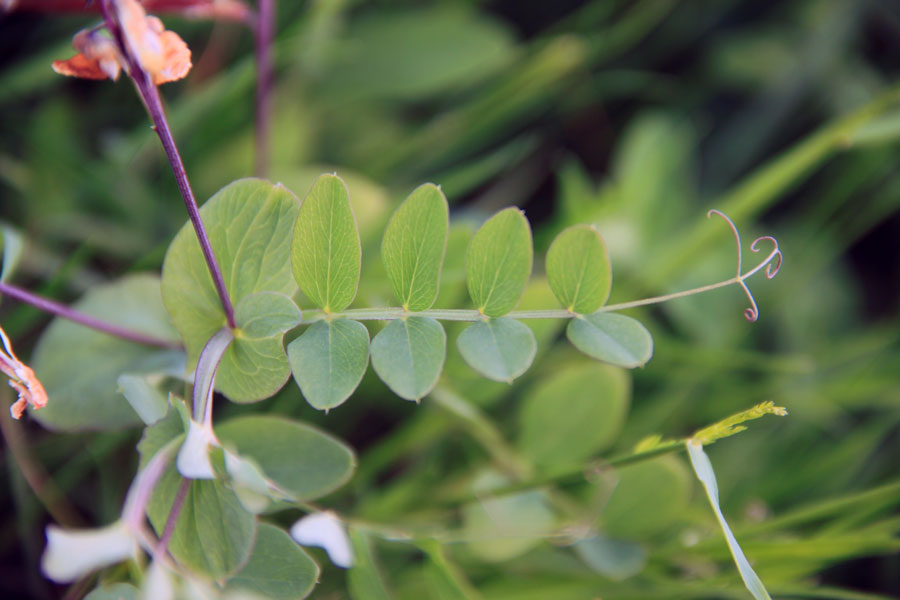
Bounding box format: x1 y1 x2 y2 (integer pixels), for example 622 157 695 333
0 222 24 284
227 523 320 600
466 207 532 316
600 456 691 539
381 183 449 311
287 319 370 411
291 174 361 312
462 472 556 562
84 583 139 600
567 313 653 368
161 178 300 385
117 373 168 426
324 8 515 101
215 415 356 501
687 441 772 600
456 318 536 383
370 317 446 401
216 292 301 403
31 275 183 431
517 363 629 471
573 535 646 580
147 469 256 580
546 224 611 314
236 291 302 339
348 530 392 600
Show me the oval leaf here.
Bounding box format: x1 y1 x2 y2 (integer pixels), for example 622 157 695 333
292 174 361 312
381 183 449 311
546 224 611 314
517 363 629 471
228 523 320 600
216 292 302 403
456 318 536 383
31 275 183 431
148 469 256 580
465 207 532 317
161 178 300 388
288 318 370 411
567 313 653 368
215 415 356 500
370 316 446 401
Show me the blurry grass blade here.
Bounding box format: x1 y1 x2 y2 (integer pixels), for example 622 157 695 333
686 441 771 600
0 223 24 284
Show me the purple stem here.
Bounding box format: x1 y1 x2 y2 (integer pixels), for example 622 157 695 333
0 281 181 349
156 478 190 556
98 0 237 329
254 0 275 177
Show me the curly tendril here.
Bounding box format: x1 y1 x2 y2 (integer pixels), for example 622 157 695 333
707 210 782 322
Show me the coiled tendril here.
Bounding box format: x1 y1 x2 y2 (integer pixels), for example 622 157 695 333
707 210 782 322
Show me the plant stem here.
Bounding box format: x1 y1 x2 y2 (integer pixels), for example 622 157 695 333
0 281 181 348
156 478 190 556
0 388 83 527
95 0 236 329
135 77 237 329
300 276 745 323
254 0 275 177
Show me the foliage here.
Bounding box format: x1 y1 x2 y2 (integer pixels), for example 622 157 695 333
1 1 900 599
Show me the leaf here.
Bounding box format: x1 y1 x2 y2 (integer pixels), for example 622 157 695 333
456 318 536 383
370 316 446 401
0 222 24 284
147 470 256 580
291 174 361 312
117 373 168 426
84 584 139 600
287 319 370 411
567 313 653 368
517 363 629 470
227 523 320 600
462 472 556 562
348 530 392 600
381 183 449 311
600 456 691 540
686 441 772 600
573 535 646 580
465 207 533 317
236 291 303 339
160 178 300 390
324 8 515 101
216 292 302 403
545 224 611 314
215 415 356 501
31 274 183 431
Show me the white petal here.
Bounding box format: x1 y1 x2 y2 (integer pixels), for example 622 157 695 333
291 512 353 569
142 560 175 600
687 441 771 600
177 420 218 479
41 522 136 583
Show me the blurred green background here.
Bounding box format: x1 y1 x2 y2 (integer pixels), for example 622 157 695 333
1 1 900 598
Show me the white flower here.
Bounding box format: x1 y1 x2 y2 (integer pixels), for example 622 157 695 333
291 512 354 569
41 522 137 583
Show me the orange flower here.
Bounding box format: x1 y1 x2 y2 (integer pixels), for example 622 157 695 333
0 324 48 420
52 0 191 85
